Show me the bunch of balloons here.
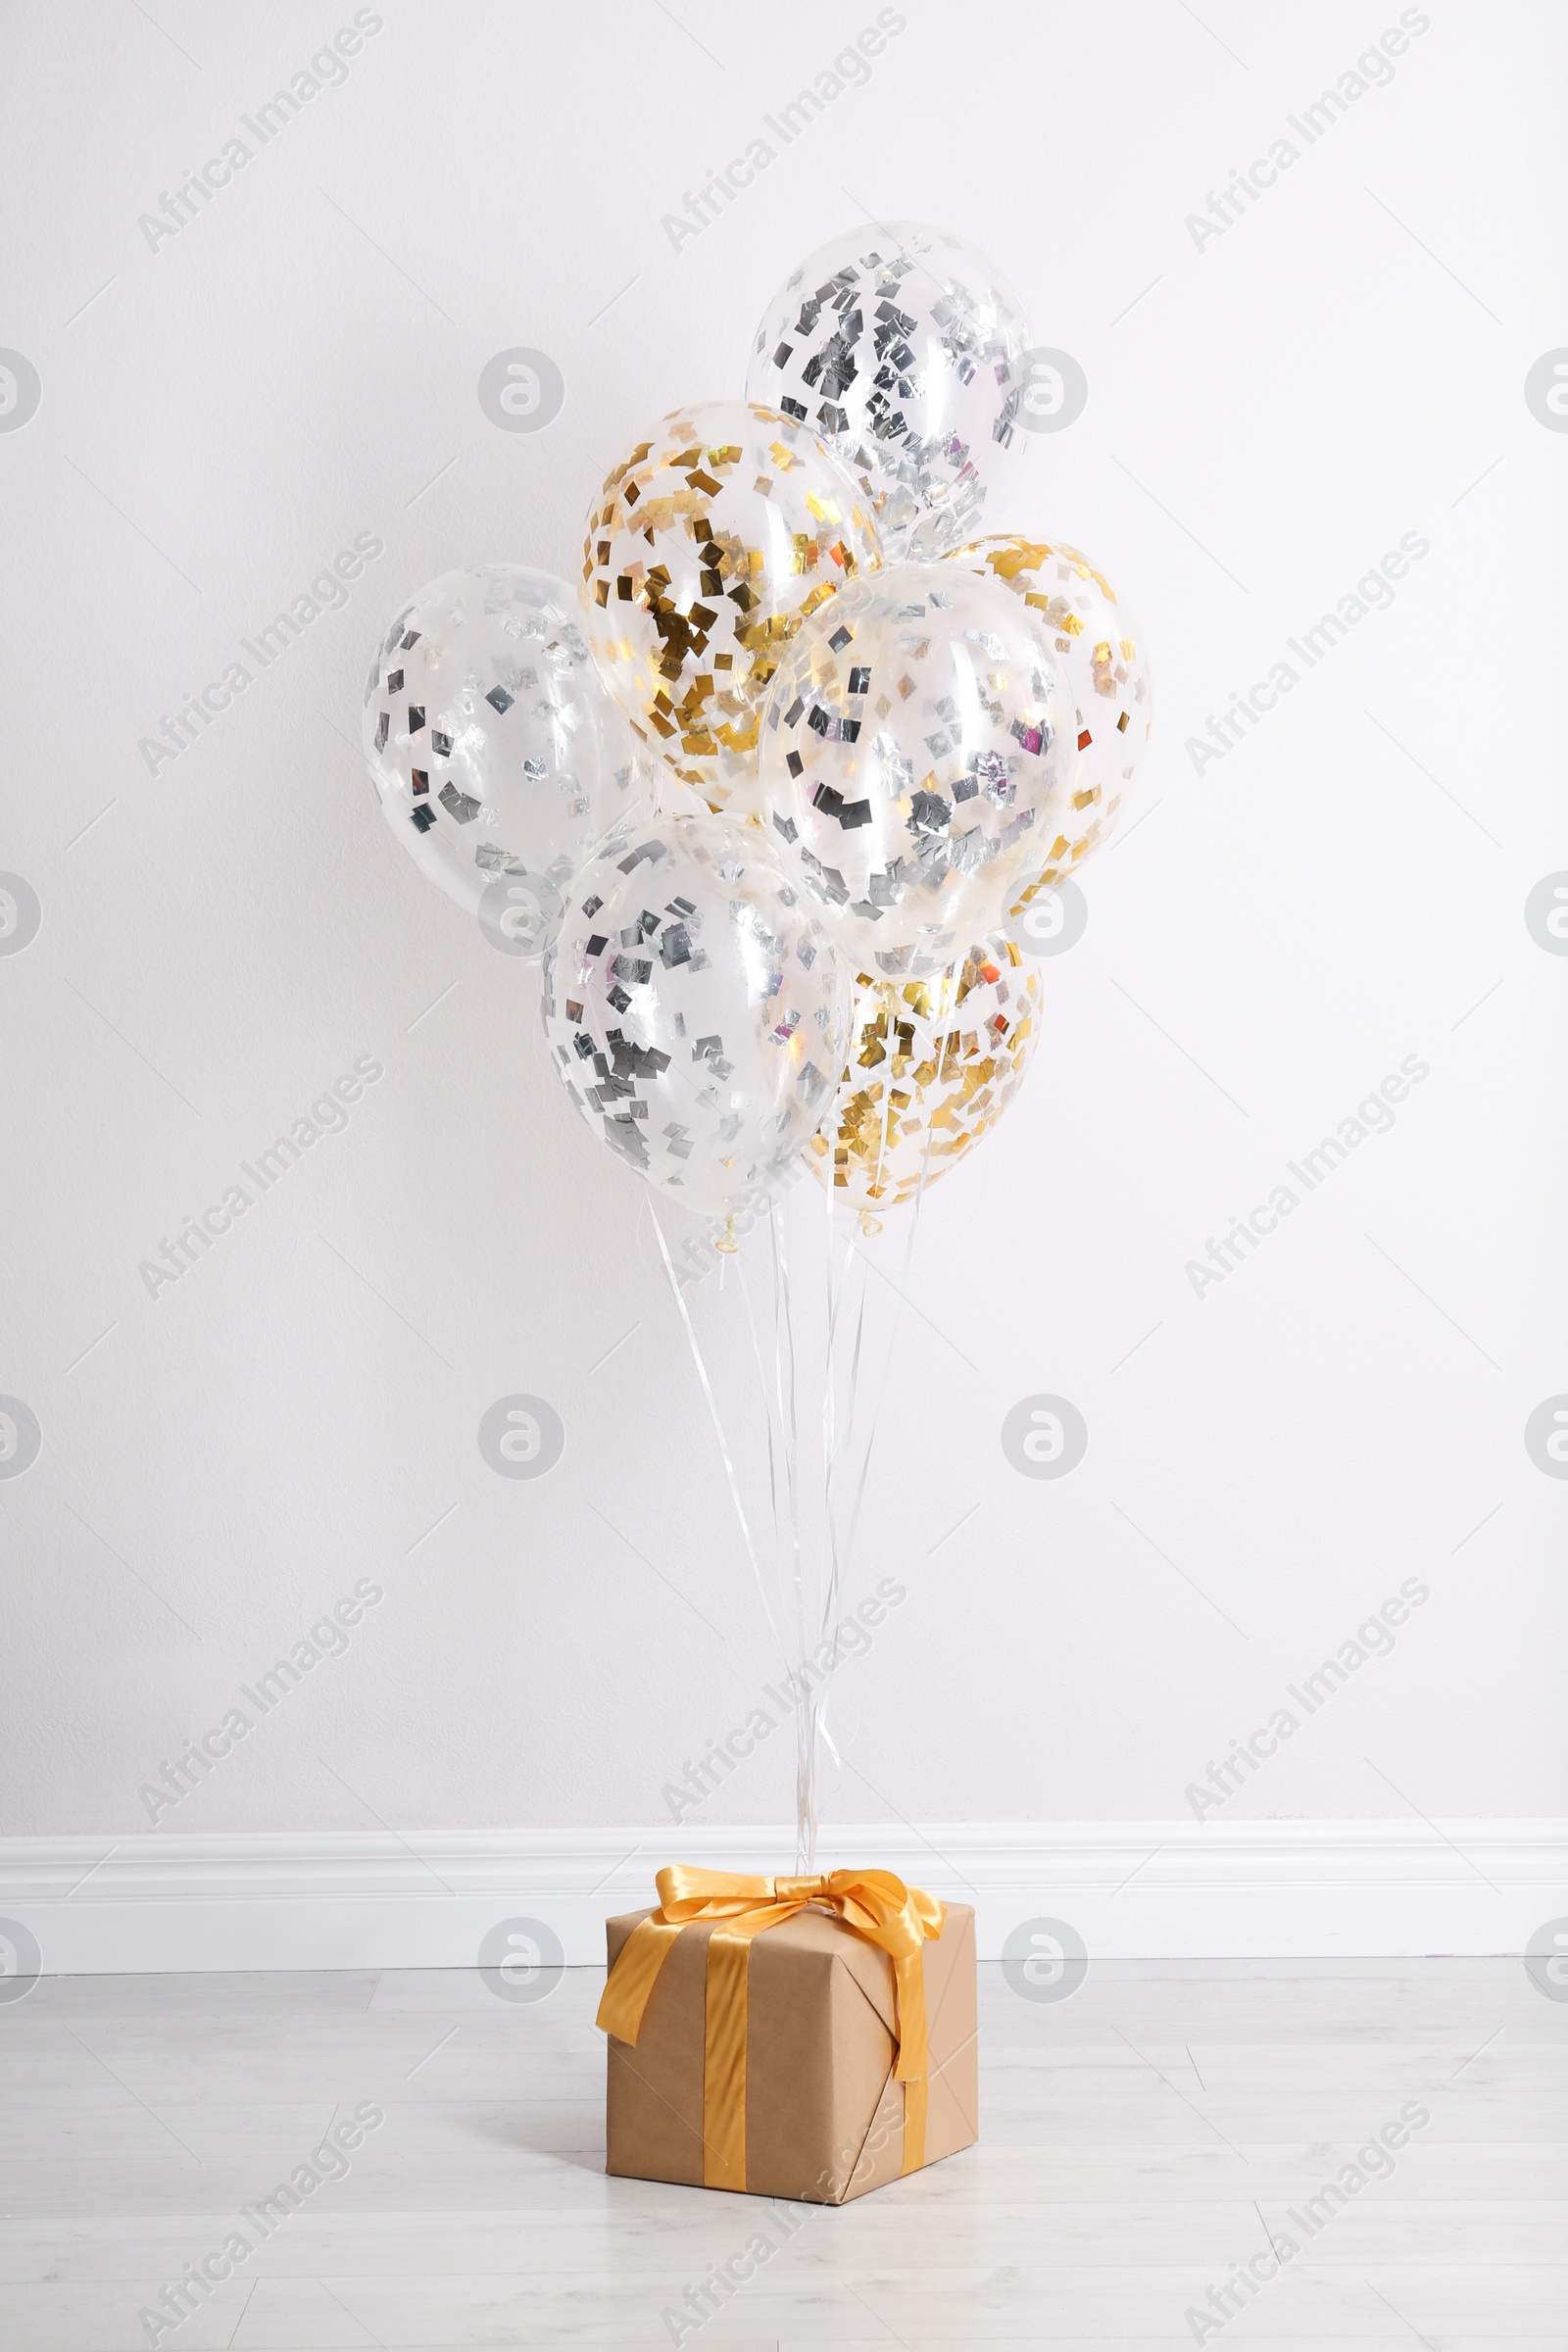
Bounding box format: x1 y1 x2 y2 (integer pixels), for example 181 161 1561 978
363 220 1153 1239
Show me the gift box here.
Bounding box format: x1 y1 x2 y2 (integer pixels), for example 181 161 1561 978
597 1868 978 2203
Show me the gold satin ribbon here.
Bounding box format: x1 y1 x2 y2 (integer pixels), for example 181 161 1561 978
596 1866 947 2191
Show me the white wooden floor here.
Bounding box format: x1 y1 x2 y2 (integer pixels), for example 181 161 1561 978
1 1958 1562 2349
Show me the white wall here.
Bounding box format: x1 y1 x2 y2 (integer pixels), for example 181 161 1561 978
2 0 1564 1856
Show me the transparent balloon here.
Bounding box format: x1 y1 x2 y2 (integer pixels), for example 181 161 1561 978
757 562 1077 977
542 814 853 1222
579 402 881 817
947 536 1153 907
746 220 1031 561
808 935 1043 1219
363 566 657 957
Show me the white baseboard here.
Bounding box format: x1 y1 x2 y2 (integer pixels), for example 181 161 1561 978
1 1820 1563 1974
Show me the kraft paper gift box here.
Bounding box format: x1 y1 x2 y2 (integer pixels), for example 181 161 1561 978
598 1873 978 2203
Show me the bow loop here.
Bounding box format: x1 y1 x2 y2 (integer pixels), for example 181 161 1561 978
655 1864 779 1920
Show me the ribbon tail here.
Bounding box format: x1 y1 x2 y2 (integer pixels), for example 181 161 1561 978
901 2073 928 2176
891 1947 930 2173
595 1914 683 2046
891 1948 928 2083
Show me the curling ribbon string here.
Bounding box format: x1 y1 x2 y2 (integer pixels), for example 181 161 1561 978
840 1014 950 1582
767 1200 810 1868
596 1865 946 2189
649 1203 784 1660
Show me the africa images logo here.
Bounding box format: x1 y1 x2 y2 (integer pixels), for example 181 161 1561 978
476 349 564 433
1002 1395 1088 1478
0 873 42 954
0 1398 42 1482
0 350 41 432
477 1396 565 1479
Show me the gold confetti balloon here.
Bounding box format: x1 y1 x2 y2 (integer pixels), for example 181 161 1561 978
808 935 1042 1217
758 561 1077 979
946 536 1153 909
579 401 881 818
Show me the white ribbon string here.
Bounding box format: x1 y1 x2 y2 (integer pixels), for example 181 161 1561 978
648 962 956 1868
735 1247 783 1586
768 1198 817 1868
650 1204 784 1660
803 1200 866 1863
839 1004 953 1587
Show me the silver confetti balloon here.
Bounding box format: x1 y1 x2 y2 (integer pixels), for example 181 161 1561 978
757 563 1078 977
542 814 852 1222
364 566 657 957
746 221 1031 561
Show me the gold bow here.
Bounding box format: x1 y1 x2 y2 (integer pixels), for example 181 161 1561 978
596 1865 948 2191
